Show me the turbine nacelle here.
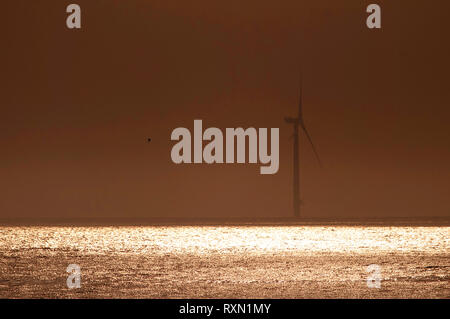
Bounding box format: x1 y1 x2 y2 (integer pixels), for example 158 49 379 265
284 117 300 124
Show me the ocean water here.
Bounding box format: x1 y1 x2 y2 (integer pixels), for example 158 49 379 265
0 225 448 298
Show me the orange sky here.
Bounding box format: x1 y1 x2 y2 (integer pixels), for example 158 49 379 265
1 0 450 220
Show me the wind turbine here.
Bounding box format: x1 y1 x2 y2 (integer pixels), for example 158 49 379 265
285 76 322 217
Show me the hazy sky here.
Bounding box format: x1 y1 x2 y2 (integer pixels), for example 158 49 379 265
1 1 450 220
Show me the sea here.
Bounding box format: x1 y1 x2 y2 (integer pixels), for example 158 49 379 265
0 224 448 298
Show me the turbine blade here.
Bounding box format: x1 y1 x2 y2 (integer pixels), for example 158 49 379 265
300 123 322 168
298 73 303 120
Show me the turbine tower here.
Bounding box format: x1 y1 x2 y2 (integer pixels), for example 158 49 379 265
285 76 322 217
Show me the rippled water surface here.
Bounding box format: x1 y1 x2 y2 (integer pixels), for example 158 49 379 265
0 226 448 298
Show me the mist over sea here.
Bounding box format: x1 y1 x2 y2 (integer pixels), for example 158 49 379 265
0 225 448 298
